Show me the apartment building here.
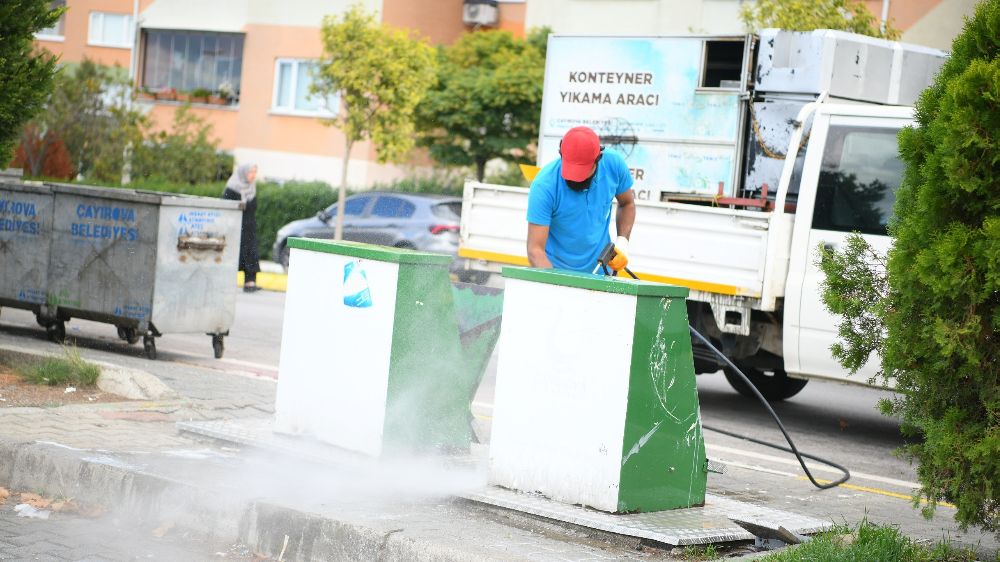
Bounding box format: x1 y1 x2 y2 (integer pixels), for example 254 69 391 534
34 0 973 185
34 0 527 186
525 0 977 50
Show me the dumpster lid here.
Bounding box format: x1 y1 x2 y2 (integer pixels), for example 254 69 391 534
502 266 689 298
0 180 50 195
47 182 163 204
159 194 242 210
288 238 454 266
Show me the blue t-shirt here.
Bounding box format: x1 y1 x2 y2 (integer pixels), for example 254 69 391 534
526 150 634 272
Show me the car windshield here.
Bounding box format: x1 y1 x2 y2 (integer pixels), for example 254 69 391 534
432 202 462 221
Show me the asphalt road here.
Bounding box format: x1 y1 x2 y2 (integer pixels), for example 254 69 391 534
0 288 995 553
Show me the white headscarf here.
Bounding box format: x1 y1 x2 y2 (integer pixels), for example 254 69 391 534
226 163 257 203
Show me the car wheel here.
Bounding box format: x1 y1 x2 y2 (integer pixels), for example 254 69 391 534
723 363 808 401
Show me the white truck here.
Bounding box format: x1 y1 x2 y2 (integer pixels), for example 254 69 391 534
459 29 946 399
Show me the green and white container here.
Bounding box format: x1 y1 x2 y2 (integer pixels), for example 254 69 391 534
275 238 491 457
489 267 706 513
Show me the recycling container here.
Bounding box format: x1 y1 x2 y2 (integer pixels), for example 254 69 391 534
275 238 501 457
44 183 242 358
0 180 54 320
489 267 707 513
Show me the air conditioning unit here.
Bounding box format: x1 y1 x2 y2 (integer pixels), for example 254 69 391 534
463 0 499 27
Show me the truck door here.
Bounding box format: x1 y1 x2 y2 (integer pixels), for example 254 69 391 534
784 111 910 382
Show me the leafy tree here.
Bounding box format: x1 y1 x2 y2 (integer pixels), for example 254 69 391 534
0 0 63 163
818 0 1000 531
133 105 231 184
313 5 437 240
415 30 544 181
18 60 145 182
527 26 552 59
740 0 900 39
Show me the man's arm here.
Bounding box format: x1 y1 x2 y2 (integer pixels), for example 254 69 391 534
527 223 553 268
615 189 636 240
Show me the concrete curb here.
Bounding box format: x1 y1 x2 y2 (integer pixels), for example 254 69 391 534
0 441 502 561
0 345 178 401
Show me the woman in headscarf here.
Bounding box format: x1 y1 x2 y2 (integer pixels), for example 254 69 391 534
223 163 261 292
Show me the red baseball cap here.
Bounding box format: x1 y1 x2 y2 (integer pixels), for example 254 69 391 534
560 126 601 182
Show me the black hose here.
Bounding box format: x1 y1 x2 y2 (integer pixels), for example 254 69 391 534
689 326 850 489
611 265 850 489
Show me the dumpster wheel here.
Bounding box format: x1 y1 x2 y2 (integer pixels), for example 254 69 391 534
143 334 157 360
117 326 140 345
46 321 66 344
212 334 224 359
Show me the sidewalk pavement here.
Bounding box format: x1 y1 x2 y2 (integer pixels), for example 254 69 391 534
0 330 743 561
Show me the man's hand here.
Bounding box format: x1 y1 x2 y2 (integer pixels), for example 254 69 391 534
608 236 629 272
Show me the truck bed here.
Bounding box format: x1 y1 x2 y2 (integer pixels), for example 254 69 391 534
459 182 790 308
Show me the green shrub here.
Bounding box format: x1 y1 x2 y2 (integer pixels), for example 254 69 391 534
16 346 101 387
819 0 1000 532
760 519 980 561
255 181 339 260
132 105 229 184
484 161 530 187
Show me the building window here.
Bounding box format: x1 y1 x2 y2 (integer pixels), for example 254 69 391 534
88 12 133 48
272 59 340 117
36 0 66 40
141 30 244 102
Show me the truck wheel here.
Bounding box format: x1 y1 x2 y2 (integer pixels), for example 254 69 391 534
723 363 808 401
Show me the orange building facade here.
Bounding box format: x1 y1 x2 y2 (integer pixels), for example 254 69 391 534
35 0 526 186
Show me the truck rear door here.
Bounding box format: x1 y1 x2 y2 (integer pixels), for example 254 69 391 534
783 105 913 382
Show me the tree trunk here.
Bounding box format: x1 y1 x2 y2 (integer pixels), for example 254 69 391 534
476 159 486 182
336 137 353 241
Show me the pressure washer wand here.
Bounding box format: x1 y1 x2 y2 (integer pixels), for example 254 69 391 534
592 242 638 278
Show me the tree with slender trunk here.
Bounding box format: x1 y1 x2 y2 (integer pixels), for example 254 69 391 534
313 5 437 240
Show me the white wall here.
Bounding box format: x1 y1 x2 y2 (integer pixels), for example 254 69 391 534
902 0 978 51
525 0 745 36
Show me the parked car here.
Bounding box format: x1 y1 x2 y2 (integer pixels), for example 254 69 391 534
272 191 489 283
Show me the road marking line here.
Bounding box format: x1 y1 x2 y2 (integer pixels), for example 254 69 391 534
472 401 494 412
801 477 956 509
706 443 919 489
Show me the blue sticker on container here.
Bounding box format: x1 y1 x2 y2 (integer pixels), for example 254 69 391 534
343 260 372 308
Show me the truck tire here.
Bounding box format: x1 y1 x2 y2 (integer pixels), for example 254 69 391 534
723 363 808 401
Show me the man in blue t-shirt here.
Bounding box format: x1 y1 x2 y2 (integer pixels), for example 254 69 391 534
526 126 636 273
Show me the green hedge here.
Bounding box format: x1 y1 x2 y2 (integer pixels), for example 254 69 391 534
254 182 338 261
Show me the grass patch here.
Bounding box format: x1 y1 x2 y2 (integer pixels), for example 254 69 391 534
760 519 985 562
681 544 720 560
15 347 101 387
